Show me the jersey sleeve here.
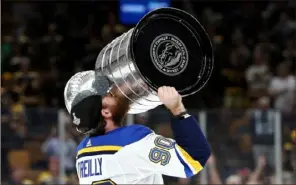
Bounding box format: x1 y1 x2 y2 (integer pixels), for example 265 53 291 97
127 115 210 178
130 132 203 178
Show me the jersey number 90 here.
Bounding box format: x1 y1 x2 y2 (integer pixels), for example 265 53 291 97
149 136 174 166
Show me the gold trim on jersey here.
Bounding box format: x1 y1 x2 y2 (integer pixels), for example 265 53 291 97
77 145 122 156
176 144 203 173
92 179 116 185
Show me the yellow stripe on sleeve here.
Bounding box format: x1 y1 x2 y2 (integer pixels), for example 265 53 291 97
176 144 203 173
77 145 122 156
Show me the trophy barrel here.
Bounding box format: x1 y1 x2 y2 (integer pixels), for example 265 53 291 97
96 30 162 114
131 7 214 97
96 8 214 114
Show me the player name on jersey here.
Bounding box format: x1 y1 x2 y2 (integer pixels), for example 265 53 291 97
77 157 103 178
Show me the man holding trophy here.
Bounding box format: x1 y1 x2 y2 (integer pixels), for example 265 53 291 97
64 7 214 184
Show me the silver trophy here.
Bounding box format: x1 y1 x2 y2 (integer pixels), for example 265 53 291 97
95 8 214 114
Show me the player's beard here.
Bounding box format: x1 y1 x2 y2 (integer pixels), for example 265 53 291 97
89 93 129 137
110 95 130 126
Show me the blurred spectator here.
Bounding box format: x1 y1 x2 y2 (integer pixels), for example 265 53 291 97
8 168 34 185
41 127 77 174
245 45 271 99
41 65 63 107
13 58 39 94
206 154 267 184
272 12 296 47
1 72 24 119
37 157 69 185
283 129 296 174
23 78 42 108
2 97 26 177
256 31 280 70
11 92 25 119
250 97 275 168
232 28 251 63
221 49 248 108
1 80 27 149
2 117 27 150
268 62 296 114
10 46 31 72
1 74 27 176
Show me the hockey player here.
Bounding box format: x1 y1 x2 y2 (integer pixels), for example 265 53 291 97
64 71 211 184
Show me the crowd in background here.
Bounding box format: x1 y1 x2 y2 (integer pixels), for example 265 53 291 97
1 1 296 185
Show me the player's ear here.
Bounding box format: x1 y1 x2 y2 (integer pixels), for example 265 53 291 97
101 108 112 118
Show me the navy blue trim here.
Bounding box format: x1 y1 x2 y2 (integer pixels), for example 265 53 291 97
171 116 211 167
77 150 117 160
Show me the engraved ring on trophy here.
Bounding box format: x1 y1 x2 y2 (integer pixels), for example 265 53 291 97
95 7 214 114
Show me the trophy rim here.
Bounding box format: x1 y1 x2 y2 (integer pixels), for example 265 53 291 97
130 7 214 96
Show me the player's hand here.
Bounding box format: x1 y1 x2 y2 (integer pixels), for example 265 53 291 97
158 86 186 115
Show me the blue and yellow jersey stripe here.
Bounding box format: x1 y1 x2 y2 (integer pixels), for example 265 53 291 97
76 125 153 159
77 145 122 159
175 144 203 177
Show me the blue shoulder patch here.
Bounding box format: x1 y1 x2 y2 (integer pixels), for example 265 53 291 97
76 124 153 155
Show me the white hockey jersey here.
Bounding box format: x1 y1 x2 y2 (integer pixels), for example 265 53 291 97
76 116 208 184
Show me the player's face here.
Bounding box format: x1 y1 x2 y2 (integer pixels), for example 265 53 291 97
101 94 117 119
101 93 130 124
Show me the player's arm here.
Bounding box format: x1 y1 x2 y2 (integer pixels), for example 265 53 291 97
158 86 211 170
133 87 211 178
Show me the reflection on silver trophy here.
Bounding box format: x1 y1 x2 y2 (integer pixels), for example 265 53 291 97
95 8 214 114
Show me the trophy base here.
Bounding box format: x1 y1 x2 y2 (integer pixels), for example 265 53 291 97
130 8 213 97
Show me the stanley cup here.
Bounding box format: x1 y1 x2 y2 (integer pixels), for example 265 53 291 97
95 8 214 114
